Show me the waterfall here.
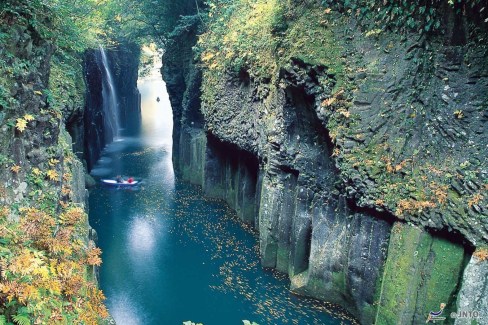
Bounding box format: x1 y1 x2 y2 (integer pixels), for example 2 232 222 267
99 45 120 141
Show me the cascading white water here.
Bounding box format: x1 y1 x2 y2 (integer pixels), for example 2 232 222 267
99 45 120 140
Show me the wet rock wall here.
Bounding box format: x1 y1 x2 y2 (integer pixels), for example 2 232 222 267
107 42 142 130
163 13 486 325
81 44 141 170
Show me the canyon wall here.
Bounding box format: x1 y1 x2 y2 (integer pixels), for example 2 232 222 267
164 3 487 324
0 2 112 322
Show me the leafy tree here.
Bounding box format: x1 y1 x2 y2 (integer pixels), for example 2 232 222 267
100 0 204 45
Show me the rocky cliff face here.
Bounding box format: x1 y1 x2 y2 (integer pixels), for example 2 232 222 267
0 7 67 206
0 3 110 322
80 44 141 170
164 3 487 324
107 42 142 131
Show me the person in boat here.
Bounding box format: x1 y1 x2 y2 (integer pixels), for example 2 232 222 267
127 177 134 184
116 175 124 183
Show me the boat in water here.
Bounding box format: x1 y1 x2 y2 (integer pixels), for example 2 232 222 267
101 179 139 186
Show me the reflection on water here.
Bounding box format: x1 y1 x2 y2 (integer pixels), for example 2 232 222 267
88 58 355 324
128 216 158 254
109 292 147 325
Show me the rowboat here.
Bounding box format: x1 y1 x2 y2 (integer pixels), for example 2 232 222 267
101 179 139 186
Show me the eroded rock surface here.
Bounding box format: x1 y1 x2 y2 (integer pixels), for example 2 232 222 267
163 5 487 324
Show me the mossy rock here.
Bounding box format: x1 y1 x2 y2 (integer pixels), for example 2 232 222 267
375 222 465 324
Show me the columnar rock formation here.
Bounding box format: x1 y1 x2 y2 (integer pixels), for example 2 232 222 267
163 4 487 324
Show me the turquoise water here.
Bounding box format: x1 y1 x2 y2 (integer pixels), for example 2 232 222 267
88 66 354 325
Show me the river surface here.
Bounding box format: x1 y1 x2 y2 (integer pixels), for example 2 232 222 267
88 63 354 325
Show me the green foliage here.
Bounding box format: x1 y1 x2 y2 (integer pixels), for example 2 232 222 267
49 51 85 114
0 0 102 118
101 0 203 45
198 0 344 105
0 189 108 324
11 314 29 325
321 0 488 34
0 0 104 51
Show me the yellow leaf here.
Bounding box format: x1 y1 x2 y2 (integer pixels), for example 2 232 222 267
321 97 336 107
46 169 59 181
34 90 43 96
454 110 464 119
32 167 42 176
201 52 215 62
10 165 21 173
23 114 35 121
49 158 60 167
16 118 27 132
86 247 102 266
324 8 332 14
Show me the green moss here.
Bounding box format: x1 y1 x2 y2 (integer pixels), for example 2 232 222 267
199 1 345 105
375 223 466 324
418 239 464 322
375 223 428 323
49 53 85 114
331 270 347 297
280 7 344 83
179 129 207 187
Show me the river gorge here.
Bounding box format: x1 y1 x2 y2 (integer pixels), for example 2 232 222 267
0 1 486 324
88 60 354 324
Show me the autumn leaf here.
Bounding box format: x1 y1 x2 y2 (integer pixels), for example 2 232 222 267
34 90 43 96
49 158 60 167
201 51 215 62
321 97 336 107
375 199 385 206
0 207 9 218
468 193 483 208
338 109 351 118
23 114 35 121
32 167 42 176
60 207 85 226
59 200 69 209
46 169 59 181
473 248 488 261
324 8 332 14
61 187 72 196
86 247 102 266
454 110 464 119
10 165 21 173
62 172 72 182
16 118 27 132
